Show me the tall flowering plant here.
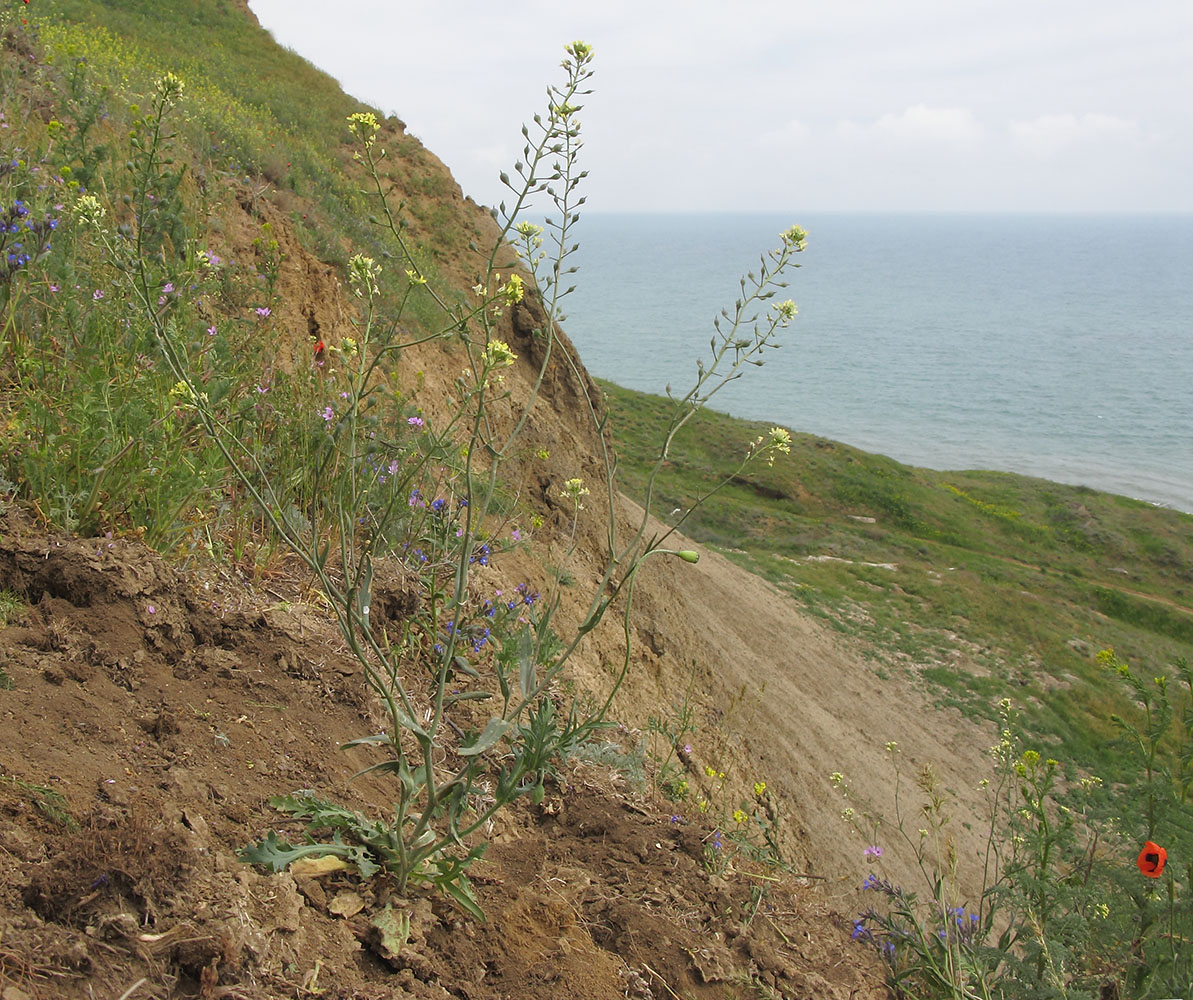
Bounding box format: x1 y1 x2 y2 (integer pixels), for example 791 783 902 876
76 48 806 919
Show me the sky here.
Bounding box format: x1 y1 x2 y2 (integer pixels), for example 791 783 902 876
247 0 1193 214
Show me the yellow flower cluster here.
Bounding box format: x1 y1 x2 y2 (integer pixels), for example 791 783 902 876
483 340 517 369
559 478 589 509
501 274 525 305
347 111 381 148
348 254 382 299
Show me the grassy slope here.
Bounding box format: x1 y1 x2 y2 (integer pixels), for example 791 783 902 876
36 0 482 285
600 379 1193 779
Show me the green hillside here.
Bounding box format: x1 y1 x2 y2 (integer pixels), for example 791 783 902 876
600 379 1193 769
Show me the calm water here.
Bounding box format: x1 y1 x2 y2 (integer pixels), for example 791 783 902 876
560 213 1193 512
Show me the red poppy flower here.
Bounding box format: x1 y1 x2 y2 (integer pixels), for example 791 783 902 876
1137 841 1167 878
313 339 325 364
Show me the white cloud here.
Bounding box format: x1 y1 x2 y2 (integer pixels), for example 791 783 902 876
1008 113 1142 158
759 119 811 150
838 105 985 146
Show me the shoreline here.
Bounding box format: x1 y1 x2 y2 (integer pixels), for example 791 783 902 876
597 377 1193 517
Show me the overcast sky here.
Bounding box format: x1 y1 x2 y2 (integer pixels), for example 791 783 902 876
248 1 1193 214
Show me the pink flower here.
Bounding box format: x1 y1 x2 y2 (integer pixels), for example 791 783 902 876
92 289 104 300
408 416 424 427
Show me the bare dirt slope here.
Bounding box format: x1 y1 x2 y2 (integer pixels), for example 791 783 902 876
0 505 891 999
547 494 995 896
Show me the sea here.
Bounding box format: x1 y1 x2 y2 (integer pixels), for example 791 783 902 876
558 213 1193 513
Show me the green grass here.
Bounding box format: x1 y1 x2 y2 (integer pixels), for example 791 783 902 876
598 378 1193 779
30 0 480 329
0 590 24 627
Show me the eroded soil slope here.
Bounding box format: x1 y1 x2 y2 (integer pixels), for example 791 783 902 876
0 506 886 1000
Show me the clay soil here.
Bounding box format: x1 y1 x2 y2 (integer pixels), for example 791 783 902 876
0 505 888 1000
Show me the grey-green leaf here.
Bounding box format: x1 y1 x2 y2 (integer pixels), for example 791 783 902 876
458 717 510 757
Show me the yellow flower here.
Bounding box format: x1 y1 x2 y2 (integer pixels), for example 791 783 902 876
733 809 748 824
781 226 808 250
347 111 381 147
348 254 381 298
566 40 593 62
483 340 517 369
753 781 767 798
559 478 589 509
75 194 106 228
156 72 184 104
502 273 525 305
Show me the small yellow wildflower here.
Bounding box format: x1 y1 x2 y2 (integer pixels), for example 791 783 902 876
753 781 767 798
156 72 184 103
566 40 593 62
347 111 381 147
483 340 517 369
502 273 525 305
733 809 748 825
75 194 106 229
348 254 381 298
559 478 589 509
781 225 808 250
